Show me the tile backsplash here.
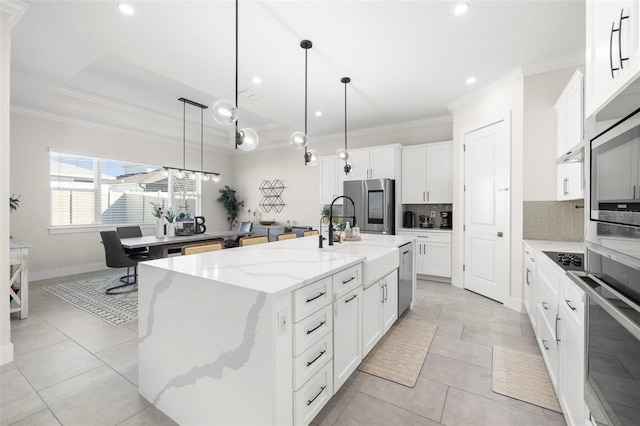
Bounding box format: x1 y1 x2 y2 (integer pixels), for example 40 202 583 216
523 200 584 242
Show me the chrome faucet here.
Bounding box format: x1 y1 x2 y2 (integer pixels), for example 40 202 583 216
328 195 356 246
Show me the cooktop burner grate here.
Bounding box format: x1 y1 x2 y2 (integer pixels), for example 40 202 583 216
542 251 585 271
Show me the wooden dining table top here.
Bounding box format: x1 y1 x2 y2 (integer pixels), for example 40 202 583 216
120 231 252 249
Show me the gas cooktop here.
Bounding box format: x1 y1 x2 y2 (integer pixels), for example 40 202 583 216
543 251 584 271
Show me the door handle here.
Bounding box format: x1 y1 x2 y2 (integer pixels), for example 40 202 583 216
619 8 630 69
427 191 430 202
611 21 621 78
497 232 503 237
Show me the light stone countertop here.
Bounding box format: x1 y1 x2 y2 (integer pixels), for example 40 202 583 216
141 233 413 296
523 239 585 254
397 227 453 233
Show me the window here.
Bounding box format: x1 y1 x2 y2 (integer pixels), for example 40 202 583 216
50 151 201 227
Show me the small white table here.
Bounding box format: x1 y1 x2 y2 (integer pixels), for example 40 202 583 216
10 239 32 320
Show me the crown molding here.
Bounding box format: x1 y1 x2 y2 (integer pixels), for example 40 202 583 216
521 53 585 76
447 68 524 112
11 105 233 155
0 0 28 29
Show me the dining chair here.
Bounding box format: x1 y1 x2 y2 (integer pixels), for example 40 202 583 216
100 230 148 294
181 241 223 255
302 230 319 237
276 232 297 241
239 235 268 247
116 226 149 256
224 221 254 248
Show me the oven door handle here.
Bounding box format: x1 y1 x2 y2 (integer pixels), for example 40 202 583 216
567 271 640 341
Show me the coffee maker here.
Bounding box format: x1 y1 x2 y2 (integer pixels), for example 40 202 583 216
440 211 452 229
403 211 414 228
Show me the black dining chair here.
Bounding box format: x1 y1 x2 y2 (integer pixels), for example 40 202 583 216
116 226 149 256
100 230 148 294
224 221 253 248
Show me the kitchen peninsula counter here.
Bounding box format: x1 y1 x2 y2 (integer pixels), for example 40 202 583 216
138 234 413 425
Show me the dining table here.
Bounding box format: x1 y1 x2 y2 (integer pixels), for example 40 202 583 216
120 230 252 259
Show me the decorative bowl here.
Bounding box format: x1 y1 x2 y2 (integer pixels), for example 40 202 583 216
258 220 274 225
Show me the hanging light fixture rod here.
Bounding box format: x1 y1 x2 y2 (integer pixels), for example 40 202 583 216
340 77 353 175
178 97 208 110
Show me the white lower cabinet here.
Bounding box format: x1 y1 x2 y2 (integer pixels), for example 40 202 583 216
523 243 538 332
294 361 334 425
333 286 363 392
362 270 398 357
416 233 451 278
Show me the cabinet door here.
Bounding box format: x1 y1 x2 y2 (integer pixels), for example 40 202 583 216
523 250 537 332
319 155 339 205
422 241 451 278
556 95 569 158
333 286 362 392
370 146 397 179
557 162 584 201
425 142 453 204
401 145 427 204
566 74 583 154
382 272 398 333
415 242 426 275
362 283 383 357
344 150 370 181
559 305 585 426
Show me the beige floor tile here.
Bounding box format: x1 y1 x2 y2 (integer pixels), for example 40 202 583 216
491 306 531 323
39 364 149 426
461 325 540 355
428 334 493 369
39 306 104 332
118 405 178 426
0 368 47 425
10 408 61 426
28 292 76 316
13 340 103 391
441 387 564 426
10 312 44 331
333 391 440 426
313 378 358 426
64 321 136 354
10 320 69 355
96 339 139 385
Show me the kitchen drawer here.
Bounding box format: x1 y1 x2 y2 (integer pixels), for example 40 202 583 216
294 361 333 426
417 233 451 244
561 277 585 327
332 264 362 299
293 333 333 391
537 275 557 332
294 304 333 357
536 308 559 391
294 276 333 323
537 255 560 297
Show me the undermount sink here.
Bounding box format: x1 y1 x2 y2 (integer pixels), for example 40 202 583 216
329 244 399 287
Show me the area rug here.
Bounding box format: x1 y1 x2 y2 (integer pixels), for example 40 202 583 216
358 315 437 387
492 345 562 413
44 274 137 326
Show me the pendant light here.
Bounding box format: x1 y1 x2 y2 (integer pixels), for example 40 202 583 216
211 0 258 151
164 97 221 182
291 40 319 166
338 77 354 175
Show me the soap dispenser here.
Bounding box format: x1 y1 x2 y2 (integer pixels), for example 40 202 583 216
345 221 352 238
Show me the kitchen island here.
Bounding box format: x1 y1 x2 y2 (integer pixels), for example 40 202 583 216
138 233 414 425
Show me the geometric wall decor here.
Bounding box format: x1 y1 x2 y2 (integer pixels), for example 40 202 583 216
259 179 285 213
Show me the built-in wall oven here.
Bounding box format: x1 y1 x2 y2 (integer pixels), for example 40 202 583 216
567 77 640 426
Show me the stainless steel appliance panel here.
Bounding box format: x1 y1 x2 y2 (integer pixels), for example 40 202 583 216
398 242 413 316
343 179 395 234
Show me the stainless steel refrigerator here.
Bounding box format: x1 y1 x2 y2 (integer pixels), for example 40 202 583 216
343 179 395 235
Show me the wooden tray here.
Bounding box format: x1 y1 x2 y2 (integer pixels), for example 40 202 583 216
343 237 362 241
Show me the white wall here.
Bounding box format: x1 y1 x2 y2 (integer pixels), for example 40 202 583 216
9 112 233 279
523 67 578 201
230 118 453 227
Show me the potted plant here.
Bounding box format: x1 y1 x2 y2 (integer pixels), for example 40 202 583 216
164 207 176 237
151 202 165 237
10 194 20 213
217 186 245 230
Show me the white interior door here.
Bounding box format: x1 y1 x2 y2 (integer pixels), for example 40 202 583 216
463 119 510 303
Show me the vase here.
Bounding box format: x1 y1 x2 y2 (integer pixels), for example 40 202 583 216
155 218 165 238
167 222 176 237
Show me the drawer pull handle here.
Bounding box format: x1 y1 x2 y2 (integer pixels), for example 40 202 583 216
306 321 326 335
542 301 549 310
555 315 561 344
306 292 326 303
526 269 530 285
306 350 326 367
345 294 358 303
342 276 356 285
542 339 550 350
307 386 326 406
565 300 576 311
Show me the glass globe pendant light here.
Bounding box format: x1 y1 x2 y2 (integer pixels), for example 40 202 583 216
338 77 354 175
290 40 312 150
212 0 258 151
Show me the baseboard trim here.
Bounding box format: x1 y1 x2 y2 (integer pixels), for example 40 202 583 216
504 297 525 313
30 262 107 281
0 342 14 366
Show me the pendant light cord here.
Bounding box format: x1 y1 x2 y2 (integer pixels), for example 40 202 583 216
304 47 308 136
183 100 186 170
201 108 204 171
235 0 239 143
344 81 347 154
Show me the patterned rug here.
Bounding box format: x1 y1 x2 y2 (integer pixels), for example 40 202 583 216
358 310 437 387
44 274 137 326
492 345 562 412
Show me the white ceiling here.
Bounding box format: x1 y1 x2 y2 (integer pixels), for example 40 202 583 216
10 0 586 151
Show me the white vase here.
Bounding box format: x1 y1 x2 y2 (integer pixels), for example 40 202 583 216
155 218 165 238
167 222 176 237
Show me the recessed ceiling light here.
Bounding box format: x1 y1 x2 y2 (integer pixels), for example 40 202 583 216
454 3 470 15
252 76 261 84
118 3 134 15
466 76 476 84
315 111 322 117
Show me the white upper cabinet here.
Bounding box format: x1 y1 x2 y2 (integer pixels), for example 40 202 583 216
319 155 344 205
557 162 584 201
401 141 452 204
555 70 584 159
586 0 640 117
344 145 399 181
